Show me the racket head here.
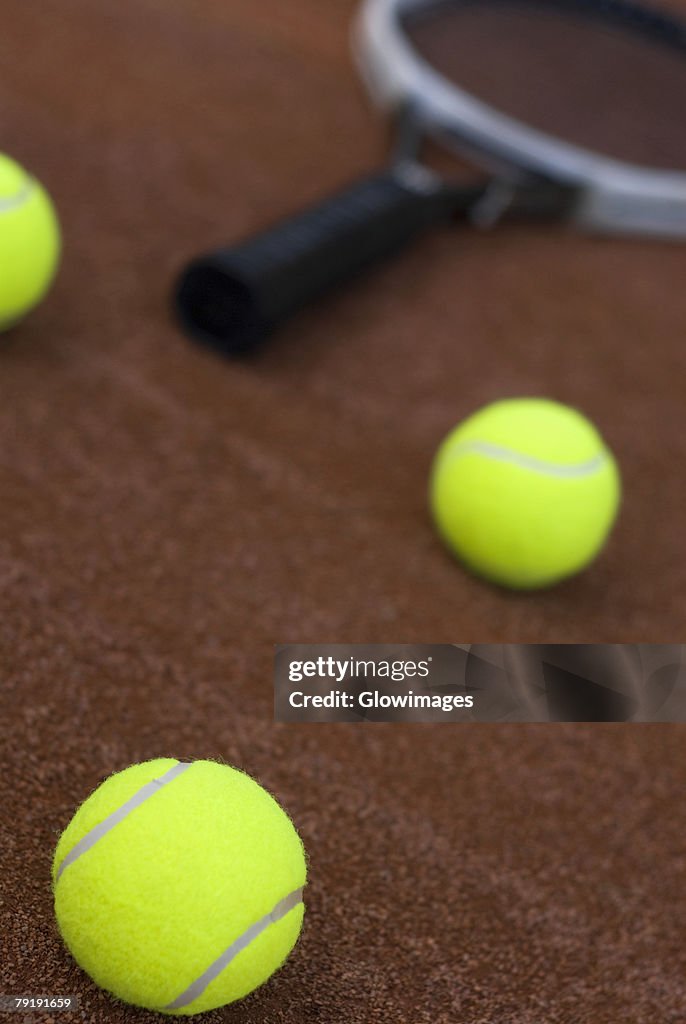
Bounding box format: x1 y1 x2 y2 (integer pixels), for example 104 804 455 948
355 0 686 237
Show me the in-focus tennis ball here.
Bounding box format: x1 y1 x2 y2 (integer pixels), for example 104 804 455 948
430 398 621 589
52 759 307 1015
0 153 60 329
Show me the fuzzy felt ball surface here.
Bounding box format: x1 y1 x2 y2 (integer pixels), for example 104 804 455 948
0 153 60 329
52 759 306 1015
430 398 621 589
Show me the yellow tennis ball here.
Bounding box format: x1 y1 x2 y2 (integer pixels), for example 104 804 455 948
52 759 307 1015
0 153 60 329
430 398 621 589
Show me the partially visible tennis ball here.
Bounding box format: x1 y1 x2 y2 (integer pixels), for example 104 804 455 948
52 759 307 1015
0 153 60 329
430 398 621 589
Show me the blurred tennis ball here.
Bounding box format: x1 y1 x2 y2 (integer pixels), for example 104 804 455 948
0 153 60 330
430 397 621 589
53 759 307 1015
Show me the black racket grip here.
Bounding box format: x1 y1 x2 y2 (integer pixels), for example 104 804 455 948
175 169 450 354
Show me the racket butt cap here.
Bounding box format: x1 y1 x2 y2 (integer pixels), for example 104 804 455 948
174 260 268 356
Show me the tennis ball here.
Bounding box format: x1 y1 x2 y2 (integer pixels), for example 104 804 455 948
430 398 621 589
0 153 60 329
52 759 307 1015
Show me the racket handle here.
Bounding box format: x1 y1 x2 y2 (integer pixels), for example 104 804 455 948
174 169 453 354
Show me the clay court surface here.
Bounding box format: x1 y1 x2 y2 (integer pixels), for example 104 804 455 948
1 2 684 1021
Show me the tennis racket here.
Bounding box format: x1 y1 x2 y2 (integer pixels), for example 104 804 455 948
175 0 686 355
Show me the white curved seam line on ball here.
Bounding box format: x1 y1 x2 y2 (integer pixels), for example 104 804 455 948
0 181 35 213
55 761 190 881
444 441 608 478
165 888 305 1011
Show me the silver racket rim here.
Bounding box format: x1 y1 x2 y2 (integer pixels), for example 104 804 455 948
354 0 686 238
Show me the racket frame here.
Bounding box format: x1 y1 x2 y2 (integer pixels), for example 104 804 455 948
356 0 686 238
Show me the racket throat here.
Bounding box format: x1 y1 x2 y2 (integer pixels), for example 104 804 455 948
466 177 579 227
